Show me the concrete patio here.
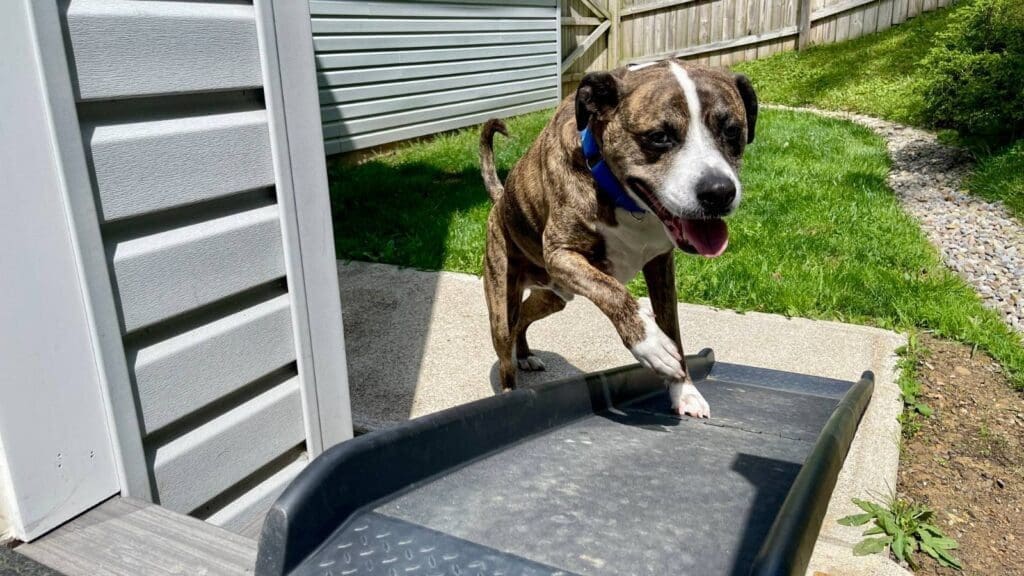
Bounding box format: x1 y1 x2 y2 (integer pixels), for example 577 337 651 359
337 260 910 576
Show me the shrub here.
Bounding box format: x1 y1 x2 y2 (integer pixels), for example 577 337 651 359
921 0 1024 141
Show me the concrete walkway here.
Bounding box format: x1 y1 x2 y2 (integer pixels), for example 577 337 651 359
337 260 909 575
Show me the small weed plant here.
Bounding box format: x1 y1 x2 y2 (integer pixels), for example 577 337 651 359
840 496 962 570
896 332 933 437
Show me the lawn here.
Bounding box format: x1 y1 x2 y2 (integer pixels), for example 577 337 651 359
733 4 1024 219
329 108 1024 387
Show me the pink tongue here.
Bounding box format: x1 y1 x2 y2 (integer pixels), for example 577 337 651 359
680 219 729 257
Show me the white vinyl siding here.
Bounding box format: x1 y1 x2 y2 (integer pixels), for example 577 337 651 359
309 0 562 154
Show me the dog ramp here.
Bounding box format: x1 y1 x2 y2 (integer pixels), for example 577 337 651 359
256 349 873 576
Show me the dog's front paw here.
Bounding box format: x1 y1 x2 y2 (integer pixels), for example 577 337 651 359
669 380 710 419
517 355 546 371
630 305 685 380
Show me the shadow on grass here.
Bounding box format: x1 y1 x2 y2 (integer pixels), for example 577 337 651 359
329 160 497 273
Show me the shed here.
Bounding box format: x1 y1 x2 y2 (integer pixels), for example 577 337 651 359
0 0 350 541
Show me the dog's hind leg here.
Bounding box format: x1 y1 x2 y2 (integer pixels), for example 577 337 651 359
643 252 710 419
484 223 520 392
514 289 567 371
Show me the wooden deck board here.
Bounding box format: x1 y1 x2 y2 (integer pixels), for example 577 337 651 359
17 498 256 576
2 545 64 576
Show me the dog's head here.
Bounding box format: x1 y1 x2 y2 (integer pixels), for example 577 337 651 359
575 60 758 257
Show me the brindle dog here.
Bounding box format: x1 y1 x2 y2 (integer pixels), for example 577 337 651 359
479 60 757 418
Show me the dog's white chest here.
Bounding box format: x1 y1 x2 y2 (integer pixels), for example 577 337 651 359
598 210 673 283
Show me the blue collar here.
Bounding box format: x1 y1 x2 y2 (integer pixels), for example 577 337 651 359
580 127 646 214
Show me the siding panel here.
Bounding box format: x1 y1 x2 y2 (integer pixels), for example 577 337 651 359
42 0 347 537
88 110 275 222
111 204 285 333
64 0 262 100
203 453 309 537
311 18 555 34
322 78 557 122
323 99 556 154
322 88 559 139
314 31 555 52
316 43 557 71
131 294 296 435
150 378 305 513
320 64 558 104
311 0 560 153
309 1 555 18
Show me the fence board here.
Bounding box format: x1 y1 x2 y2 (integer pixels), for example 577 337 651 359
587 0 950 82
851 2 864 37
877 0 894 31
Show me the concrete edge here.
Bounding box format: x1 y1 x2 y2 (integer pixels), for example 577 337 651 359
349 261 906 342
806 330 910 576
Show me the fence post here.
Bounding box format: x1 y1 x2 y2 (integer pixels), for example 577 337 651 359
797 0 812 50
609 0 620 68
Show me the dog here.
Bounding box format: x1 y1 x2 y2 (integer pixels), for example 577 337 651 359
478 60 757 418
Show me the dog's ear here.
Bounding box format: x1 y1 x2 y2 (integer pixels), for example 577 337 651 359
575 72 620 130
734 74 758 144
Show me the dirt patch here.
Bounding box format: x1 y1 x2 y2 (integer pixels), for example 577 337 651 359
898 334 1024 575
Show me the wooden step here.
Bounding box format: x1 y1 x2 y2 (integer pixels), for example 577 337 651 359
17 498 256 576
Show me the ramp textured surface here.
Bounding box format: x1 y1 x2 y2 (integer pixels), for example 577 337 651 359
292 367 848 576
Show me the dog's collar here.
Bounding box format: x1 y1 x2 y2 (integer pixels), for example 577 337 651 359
580 127 646 214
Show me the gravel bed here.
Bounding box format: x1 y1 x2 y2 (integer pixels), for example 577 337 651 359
771 105 1023 333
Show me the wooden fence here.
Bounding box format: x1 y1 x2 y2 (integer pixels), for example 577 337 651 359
561 0 953 95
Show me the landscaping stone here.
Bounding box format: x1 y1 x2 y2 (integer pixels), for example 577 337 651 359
772 106 1024 333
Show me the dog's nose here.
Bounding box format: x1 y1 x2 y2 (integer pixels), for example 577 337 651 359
695 173 736 214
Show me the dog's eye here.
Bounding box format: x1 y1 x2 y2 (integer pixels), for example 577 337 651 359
724 124 743 142
644 130 674 149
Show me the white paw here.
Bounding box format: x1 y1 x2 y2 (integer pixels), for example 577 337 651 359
517 355 546 371
669 380 710 419
629 303 684 380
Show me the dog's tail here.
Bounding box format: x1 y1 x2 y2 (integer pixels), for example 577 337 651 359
479 118 508 202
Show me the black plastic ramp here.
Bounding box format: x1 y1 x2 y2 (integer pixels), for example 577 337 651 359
257 350 873 576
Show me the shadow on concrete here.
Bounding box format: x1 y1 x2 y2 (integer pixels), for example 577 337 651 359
330 151 494 431
487 351 586 394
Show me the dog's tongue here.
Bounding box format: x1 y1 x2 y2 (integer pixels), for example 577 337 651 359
672 218 729 257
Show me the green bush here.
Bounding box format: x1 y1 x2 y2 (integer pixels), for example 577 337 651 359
921 0 1024 141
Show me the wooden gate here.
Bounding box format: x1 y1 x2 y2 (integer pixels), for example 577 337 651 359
561 0 617 96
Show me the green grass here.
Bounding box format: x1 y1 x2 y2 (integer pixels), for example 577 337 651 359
732 8 955 125
330 111 551 273
329 108 1024 387
733 4 1024 220
967 140 1024 217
